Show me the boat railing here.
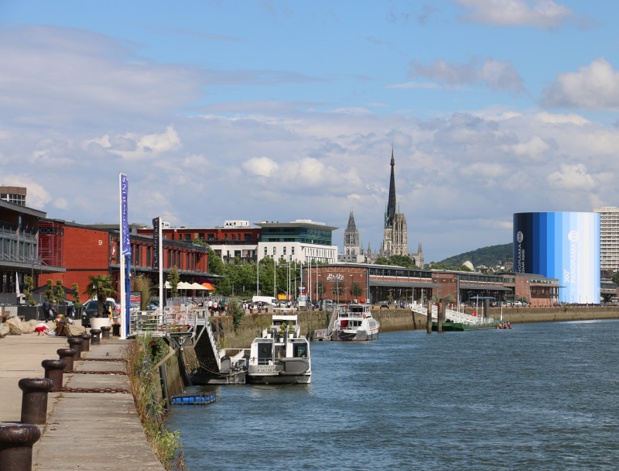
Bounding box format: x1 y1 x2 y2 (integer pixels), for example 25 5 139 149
130 306 210 336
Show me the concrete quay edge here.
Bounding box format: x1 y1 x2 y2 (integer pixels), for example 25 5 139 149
0 333 164 470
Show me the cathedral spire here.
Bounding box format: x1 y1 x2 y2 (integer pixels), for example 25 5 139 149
346 210 357 232
385 147 397 228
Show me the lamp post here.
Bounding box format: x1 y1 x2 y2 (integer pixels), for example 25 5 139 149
273 258 277 299
335 276 340 306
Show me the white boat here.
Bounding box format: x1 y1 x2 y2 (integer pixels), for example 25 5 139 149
247 314 311 384
331 304 380 341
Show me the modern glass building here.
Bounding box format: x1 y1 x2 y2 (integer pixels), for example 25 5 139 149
255 220 338 264
513 212 600 304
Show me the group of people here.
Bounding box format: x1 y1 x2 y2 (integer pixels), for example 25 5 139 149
35 299 74 336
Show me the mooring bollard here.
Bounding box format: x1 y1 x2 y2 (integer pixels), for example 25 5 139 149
67 337 83 359
57 348 76 372
18 378 54 425
100 325 111 340
90 328 101 345
79 332 92 352
41 359 67 392
0 424 41 471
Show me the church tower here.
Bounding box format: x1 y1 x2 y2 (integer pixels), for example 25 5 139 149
382 149 408 257
343 210 360 262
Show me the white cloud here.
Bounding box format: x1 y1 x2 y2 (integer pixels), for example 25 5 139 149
242 157 280 177
455 0 573 29
87 126 181 160
502 135 552 157
0 26 204 126
0 176 51 209
546 163 597 191
541 58 619 110
534 112 589 125
409 58 524 92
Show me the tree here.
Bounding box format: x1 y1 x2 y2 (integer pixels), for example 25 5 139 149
208 247 225 276
167 266 180 298
131 275 153 310
350 282 363 298
228 299 245 333
24 275 35 306
374 255 416 269
389 255 416 268
53 280 64 305
86 274 117 317
72 282 82 312
613 271 619 287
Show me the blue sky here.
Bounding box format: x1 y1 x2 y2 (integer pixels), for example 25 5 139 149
2 0 619 262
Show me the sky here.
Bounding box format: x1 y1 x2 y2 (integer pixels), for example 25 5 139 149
2 0 619 263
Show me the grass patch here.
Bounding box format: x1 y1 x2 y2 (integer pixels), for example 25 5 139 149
125 335 185 470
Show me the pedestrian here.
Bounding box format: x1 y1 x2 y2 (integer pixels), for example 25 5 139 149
43 299 52 321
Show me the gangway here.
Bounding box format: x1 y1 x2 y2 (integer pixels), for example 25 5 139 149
129 307 246 383
410 303 494 325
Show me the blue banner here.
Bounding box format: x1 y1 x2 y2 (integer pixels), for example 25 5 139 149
121 174 131 256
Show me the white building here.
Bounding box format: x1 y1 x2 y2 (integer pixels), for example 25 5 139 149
595 206 619 273
255 220 338 264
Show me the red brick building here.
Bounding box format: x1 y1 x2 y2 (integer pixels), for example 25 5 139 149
137 223 261 263
303 263 558 308
39 220 210 300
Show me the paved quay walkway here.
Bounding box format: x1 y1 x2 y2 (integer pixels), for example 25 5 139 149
0 333 164 470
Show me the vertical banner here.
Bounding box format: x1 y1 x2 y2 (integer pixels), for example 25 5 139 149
153 217 160 270
119 174 131 339
153 216 163 319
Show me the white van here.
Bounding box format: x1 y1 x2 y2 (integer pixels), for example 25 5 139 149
252 296 277 306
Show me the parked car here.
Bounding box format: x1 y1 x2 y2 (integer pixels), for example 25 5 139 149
81 298 119 327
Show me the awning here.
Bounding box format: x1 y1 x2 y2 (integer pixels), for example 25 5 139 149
190 282 208 290
177 282 193 290
201 282 215 291
459 284 512 291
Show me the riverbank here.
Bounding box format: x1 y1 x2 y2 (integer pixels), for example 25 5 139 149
210 305 619 348
0 334 164 470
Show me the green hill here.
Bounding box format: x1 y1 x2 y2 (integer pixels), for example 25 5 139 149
439 243 513 268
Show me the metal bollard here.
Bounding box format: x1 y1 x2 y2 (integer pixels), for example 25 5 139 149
100 325 111 340
57 348 77 372
41 359 67 392
79 332 92 352
0 424 41 471
90 328 101 345
18 378 54 425
67 337 83 359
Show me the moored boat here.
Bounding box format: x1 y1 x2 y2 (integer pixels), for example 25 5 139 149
331 304 380 341
247 314 311 384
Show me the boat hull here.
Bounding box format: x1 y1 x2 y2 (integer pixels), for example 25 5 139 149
246 372 311 385
432 322 498 332
332 329 379 341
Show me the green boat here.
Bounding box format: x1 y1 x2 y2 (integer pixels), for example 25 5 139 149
432 321 500 332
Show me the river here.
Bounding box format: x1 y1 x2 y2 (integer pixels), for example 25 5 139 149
166 319 619 470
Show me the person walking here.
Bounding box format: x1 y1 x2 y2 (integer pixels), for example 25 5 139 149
43 298 52 321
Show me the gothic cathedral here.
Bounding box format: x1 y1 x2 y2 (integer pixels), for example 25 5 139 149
341 149 424 267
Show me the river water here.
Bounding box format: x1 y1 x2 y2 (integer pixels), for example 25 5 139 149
166 320 619 470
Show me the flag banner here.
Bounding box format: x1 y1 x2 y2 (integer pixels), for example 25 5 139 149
120 174 131 256
153 216 160 270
